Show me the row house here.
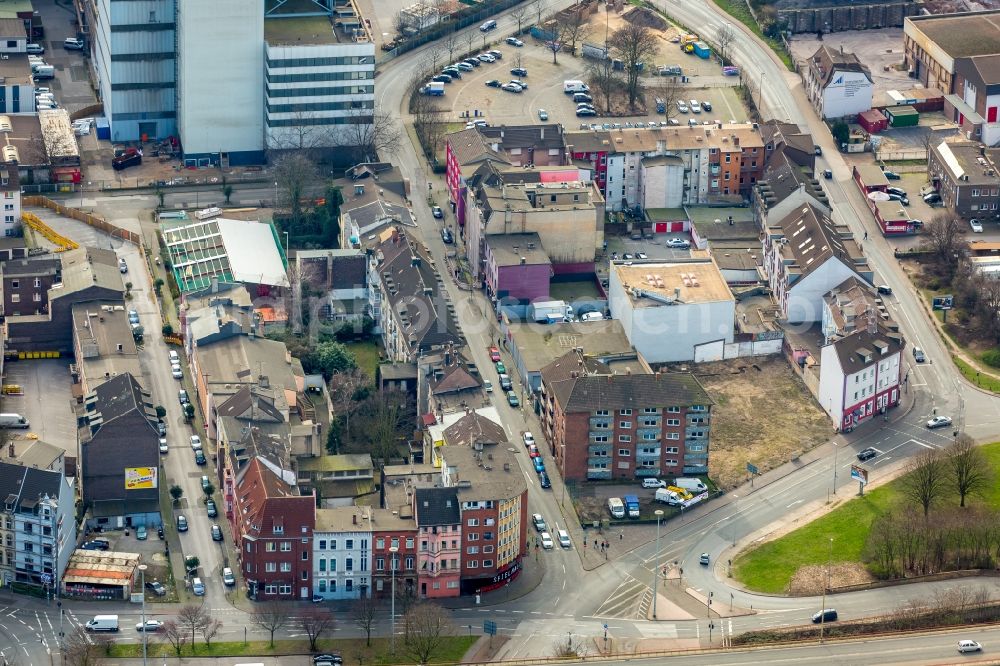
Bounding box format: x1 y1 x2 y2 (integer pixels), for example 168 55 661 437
819 323 904 431
565 130 614 208
607 124 765 211
752 151 829 227
0 459 76 591
313 506 372 600
927 140 1000 220
821 277 898 345
413 487 461 598
368 228 461 363
370 508 418 599
764 203 872 324
540 351 713 481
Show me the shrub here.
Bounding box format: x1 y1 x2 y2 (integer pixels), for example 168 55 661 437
983 348 1000 368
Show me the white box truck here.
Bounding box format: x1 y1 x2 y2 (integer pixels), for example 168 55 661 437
673 477 707 493
85 615 119 632
0 413 29 428
607 497 625 519
655 488 682 505
528 300 570 323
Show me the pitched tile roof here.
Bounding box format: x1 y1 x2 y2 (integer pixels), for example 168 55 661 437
442 412 507 447
233 457 313 539
429 361 482 395
542 363 712 413
414 486 459 526
89 373 156 430
0 461 62 513
756 152 828 209
446 128 507 166
829 323 905 373
770 203 861 279
480 123 565 151
216 385 284 423
810 45 873 88
564 130 614 154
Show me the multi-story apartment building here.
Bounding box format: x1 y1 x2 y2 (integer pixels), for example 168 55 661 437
605 124 765 210
89 0 177 143
368 228 461 363
540 351 713 481
0 257 60 317
370 508 417 599
414 487 461 598
313 506 372 600
264 2 375 151
763 203 872 324
0 459 76 592
564 130 613 205
927 140 1000 219
822 276 897 345
819 323 904 431
0 163 21 238
438 438 528 595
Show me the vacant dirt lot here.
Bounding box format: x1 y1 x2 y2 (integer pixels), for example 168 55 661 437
695 357 831 490
789 563 875 595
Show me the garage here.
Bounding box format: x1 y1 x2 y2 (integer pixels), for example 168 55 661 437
653 221 686 233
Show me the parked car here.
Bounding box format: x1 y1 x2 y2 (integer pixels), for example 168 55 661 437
506 390 519 407
440 227 453 244
483 379 493 393
495 361 506 374
136 525 147 540
176 515 188 532
576 108 597 117
431 74 452 84
191 577 205 596
485 79 502 88
642 478 666 488
25 43 43 54
573 93 594 104
145 581 166 596
876 284 892 295
887 192 909 205
499 373 512 390
702 100 713 111
118 258 128 273
222 567 236 586
857 447 878 461
927 415 953 429
528 444 539 458
159 438 168 454
478 53 495 63
157 421 167 437
206 499 218 517
532 456 544 473
886 186 907 197
488 50 502 59
509 79 527 89
194 450 207 465
171 364 182 379
501 83 523 93
506 37 523 46
190 435 202 450
923 192 942 205
970 218 984 233
665 238 691 249
882 169 901 180
824 169 833 179
539 471 551 488
511 67 528 77
63 37 84 50
178 389 189 405
211 524 223 541
489 346 501 362
676 101 689 113
537 109 548 121
523 431 535 447
540 532 554 549
441 67 461 78
463 58 480 68
432 205 443 218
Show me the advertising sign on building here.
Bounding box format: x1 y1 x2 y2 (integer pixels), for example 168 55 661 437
125 467 157 490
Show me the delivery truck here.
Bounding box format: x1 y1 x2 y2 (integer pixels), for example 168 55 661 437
623 494 640 518
527 300 571 323
420 82 445 96
655 487 683 505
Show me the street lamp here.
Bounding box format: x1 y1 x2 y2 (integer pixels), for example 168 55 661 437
138 563 148 666
819 537 832 643
651 509 663 619
832 443 838 495
274 181 278 209
389 545 399 654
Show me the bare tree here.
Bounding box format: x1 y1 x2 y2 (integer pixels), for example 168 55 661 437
442 29 460 63
63 626 102 666
543 18 563 64
392 11 407 37
609 23 658 109
344 106 402 163
251 602 291 648
971 273 1000 344
561 8 592 56
716 23 737 65
160 619 187 656
651 77 683 122
510 6 529 34
353 595 379 646
586 56 619 115
463 31 476 61
410 77 448 164
947 435 990 507
529 0 544 26
901 449 948 517
273 152 320 222
200 618 223 647
177 604 210 647
402 602 453 664
356 389 408 462
923 212 966 271
329 368 369 445
300 606 336 652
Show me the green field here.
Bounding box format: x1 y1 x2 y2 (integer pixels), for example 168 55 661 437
733 441 1000 593
953 355 1000 394
344 341 381 381
108 636 477 662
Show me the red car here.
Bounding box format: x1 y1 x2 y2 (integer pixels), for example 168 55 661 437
528 444 539 458
489 346 501 362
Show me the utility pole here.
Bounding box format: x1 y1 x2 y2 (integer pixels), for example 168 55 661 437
652 509 663 618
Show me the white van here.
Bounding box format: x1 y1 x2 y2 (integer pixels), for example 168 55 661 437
563 80 589 94
970 218 983 233
607 497 625 519
33 65 55 79
192 577 205 595
673 477 708 493
85 615 119 632
0 413 29 429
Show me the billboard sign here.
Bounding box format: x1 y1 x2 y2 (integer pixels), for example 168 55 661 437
932 295 953 311
125 467 157 490
850 465 869 485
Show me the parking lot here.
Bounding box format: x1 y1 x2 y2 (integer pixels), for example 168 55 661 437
423 9 748 129
1 358 77 454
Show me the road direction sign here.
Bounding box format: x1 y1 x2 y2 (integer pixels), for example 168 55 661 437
484 620 497 636
746 462 758 475
40 573 52 585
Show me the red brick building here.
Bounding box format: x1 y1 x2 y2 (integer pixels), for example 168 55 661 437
370 508 417 599
540 351 713 481
229 458 316 601
564 130 611 197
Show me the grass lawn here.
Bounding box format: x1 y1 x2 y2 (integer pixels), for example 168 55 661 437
953 355 1000 394
734 441 1000 593
345 341 381 381
108 636 477 663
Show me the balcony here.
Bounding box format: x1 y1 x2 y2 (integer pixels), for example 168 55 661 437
589 432 611 443
638 415 661 427
588 444 611 456
637 428 660 440
588 456 611 466
686 427 709 439
635 467 658 477
588 417 611 429
687 414 710 426
587 468 612 480
636 449 660 462
684 452 708 464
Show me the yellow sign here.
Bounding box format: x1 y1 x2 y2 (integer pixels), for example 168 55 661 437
125 467 157 490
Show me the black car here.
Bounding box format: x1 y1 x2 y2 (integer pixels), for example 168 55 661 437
510 67 528 77
485 79 501 88
194 450 207 465
80 539 110 551
440 228 454 244
157 525 164 540
812 609 838 623
313 654 344 666
882 169 901 180
856 447 878 462
539 471 551 489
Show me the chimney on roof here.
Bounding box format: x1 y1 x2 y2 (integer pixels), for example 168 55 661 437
540 127 545 140
352 513 357 525
655 371 661 381
7 441 13 458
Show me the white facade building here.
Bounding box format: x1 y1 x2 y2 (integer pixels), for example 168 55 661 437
805 45 874 120
313 507 372 600
0 163 21 237
818 325 903 431
176 0 264 165
608 259 736 363
764 203 873 323
638 155 685 209
264 5 375 151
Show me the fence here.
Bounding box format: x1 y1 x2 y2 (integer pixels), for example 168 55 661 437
386 0 528 58
23 195 142 246
876 149 928 162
